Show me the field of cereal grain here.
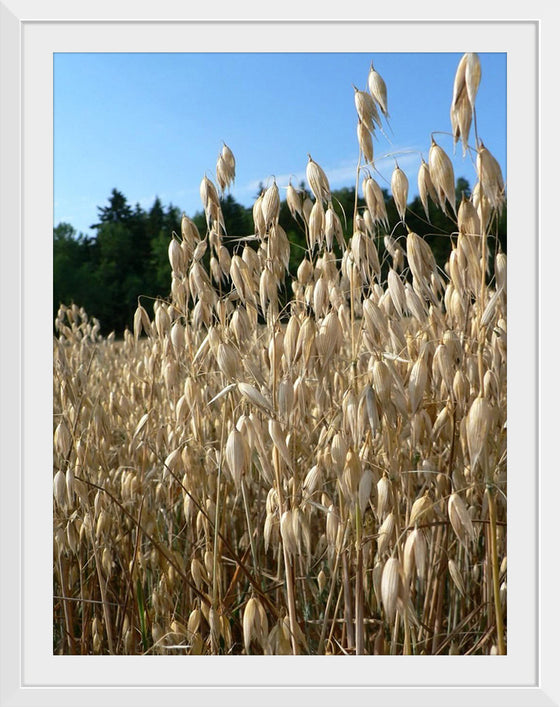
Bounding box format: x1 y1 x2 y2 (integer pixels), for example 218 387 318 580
53 53 506 656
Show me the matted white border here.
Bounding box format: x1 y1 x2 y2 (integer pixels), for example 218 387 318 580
1 2 557 706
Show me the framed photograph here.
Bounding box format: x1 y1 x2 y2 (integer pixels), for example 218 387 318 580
1 2 556 706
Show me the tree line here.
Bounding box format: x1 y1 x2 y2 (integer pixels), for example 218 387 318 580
54 180 506 336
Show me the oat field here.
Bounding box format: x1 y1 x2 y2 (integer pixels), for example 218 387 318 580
53 53 506 656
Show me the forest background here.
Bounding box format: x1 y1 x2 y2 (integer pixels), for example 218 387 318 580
53 181 507 336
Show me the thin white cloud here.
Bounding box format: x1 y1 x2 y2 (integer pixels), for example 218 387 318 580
238 146 423 202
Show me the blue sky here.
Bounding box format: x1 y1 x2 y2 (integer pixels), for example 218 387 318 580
54 52 506 236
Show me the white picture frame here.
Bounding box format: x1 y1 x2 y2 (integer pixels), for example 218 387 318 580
1 2 557 706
